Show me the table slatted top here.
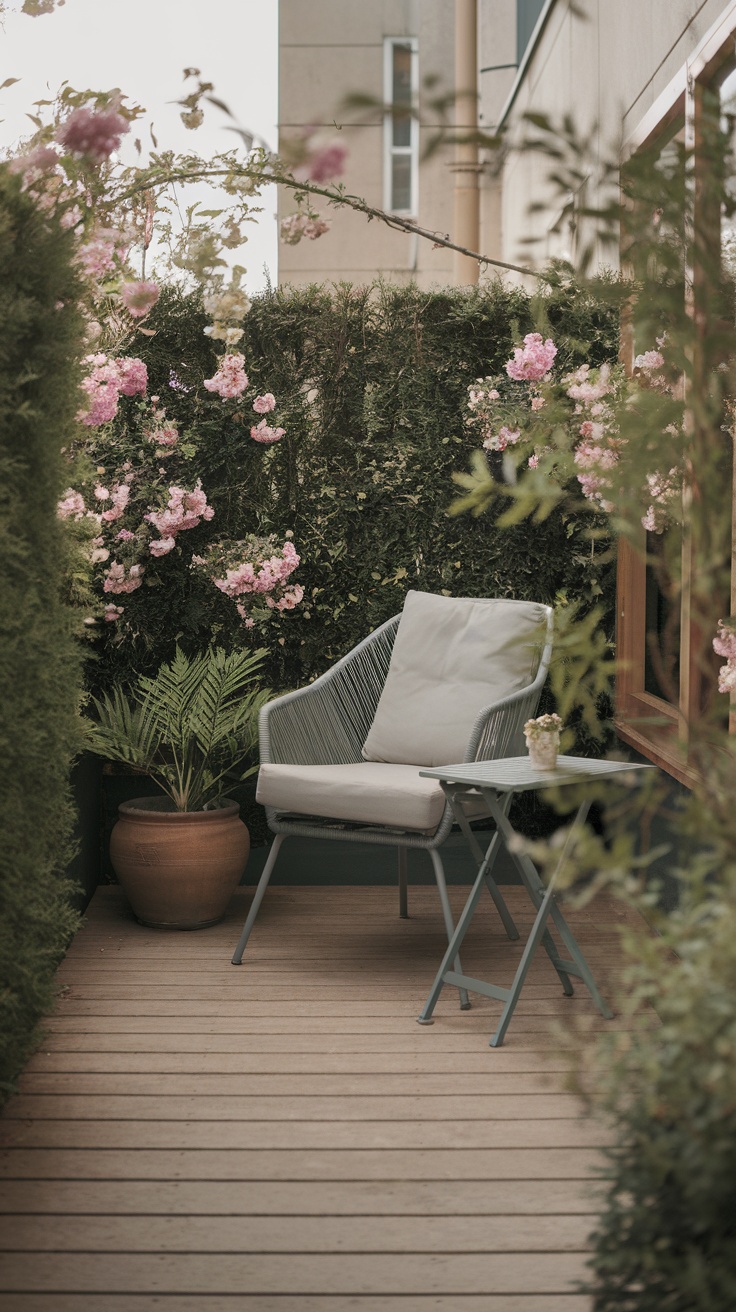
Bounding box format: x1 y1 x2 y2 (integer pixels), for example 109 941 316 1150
419 755 653 794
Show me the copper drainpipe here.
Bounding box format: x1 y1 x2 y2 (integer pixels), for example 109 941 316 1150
453 0 480 285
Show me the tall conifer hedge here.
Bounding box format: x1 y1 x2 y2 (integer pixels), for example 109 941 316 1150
0 171 86 1096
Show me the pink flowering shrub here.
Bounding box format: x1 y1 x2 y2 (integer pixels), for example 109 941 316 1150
61 318 298 636
196 536 302 625
77 353 147 426
465 331 684 532
55 106 128 162
102 561 143 594
146 482 215 544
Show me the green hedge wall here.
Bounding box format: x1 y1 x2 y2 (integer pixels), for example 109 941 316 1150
0 171 86 1098
90 275 623 698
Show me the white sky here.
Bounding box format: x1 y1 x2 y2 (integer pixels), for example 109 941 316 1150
0 0 279 292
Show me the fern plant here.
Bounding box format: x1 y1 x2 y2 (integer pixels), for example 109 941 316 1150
89 647 271 812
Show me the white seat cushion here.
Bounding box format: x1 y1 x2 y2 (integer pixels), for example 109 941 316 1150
257 762 451 832
362 591 547 767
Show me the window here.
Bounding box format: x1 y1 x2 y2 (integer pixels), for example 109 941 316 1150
384 38 418 215
517 0 546 64
616 6 736 784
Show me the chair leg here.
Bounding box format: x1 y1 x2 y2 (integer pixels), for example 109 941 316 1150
231 834 285 965
398 847 408 919
429 850 471 1010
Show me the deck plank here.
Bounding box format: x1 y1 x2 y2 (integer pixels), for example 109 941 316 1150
0 882 632 1306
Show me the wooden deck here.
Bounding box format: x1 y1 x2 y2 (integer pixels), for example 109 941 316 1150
0 878 639 1311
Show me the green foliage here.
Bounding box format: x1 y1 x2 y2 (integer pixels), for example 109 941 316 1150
457 110 736 1309
0 168 87 1098
86 277 622 698
578 788 736 1310
89 647 271 812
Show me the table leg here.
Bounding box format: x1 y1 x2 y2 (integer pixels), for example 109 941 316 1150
481 790 580 996
483 796 613 1045
417 834 502 1024
451 789 519 942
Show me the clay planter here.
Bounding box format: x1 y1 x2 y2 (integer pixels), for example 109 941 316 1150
110 797 250 929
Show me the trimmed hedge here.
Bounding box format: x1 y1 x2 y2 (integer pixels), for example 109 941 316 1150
0 171 87 1098
89 275 623 698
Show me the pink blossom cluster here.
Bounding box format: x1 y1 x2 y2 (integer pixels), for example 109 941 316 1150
573 441 617 513
77 354 148 426
77 233 118 279
714 621 736 694
252 393 276 414
250 419 285 444
203 353 249 399
57 488 86 520
641 468 680 533
117 358 148 396
265 584 304 612
8 143 60 182
634 350 665 372
483 425 521 453
56 106 128 162
104 603 124 623
564 364 620 512
121 280 160 318
103 561 143 594
98 482 131 524
280 214 331 245
145 403 179 450
466 379 509 448
145 482 215 556
76 227 127 278
295 139 347 184
505 333 557 382
213 539 300 602
565 363 613 404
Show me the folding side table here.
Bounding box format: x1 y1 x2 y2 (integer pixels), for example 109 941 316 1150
416 755 651 1047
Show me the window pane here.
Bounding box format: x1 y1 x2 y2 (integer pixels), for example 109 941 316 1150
392 43 412 148
516 0 546 64
643 530 680 701
391 154 412 211
392 44 412 105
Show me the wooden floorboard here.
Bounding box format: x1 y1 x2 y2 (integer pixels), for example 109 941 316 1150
0 882 637 1306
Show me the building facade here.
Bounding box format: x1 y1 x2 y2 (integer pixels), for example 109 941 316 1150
481 0 736 783
278 0 456 289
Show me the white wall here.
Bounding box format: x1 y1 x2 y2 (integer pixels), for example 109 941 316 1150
482 0 734 279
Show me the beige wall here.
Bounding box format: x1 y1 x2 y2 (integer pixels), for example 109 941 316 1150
278 0 456 288
481 0 735 279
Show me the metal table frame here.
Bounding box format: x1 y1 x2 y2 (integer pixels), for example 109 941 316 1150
416 756 651 1047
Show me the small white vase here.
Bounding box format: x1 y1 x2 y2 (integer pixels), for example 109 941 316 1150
525 731 560 771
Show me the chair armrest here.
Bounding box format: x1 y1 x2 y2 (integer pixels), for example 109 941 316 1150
466 683 545 763
260 614 400 765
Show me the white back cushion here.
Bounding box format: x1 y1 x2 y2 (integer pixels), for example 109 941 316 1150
362 591 548 767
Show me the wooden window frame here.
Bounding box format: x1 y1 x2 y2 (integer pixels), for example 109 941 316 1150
615 3 736 786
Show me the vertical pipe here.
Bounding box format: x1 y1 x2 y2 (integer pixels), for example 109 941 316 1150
453 0 480 285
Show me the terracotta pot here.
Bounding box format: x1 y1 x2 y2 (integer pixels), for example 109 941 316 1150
525 731 560 771
110 796 250 929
